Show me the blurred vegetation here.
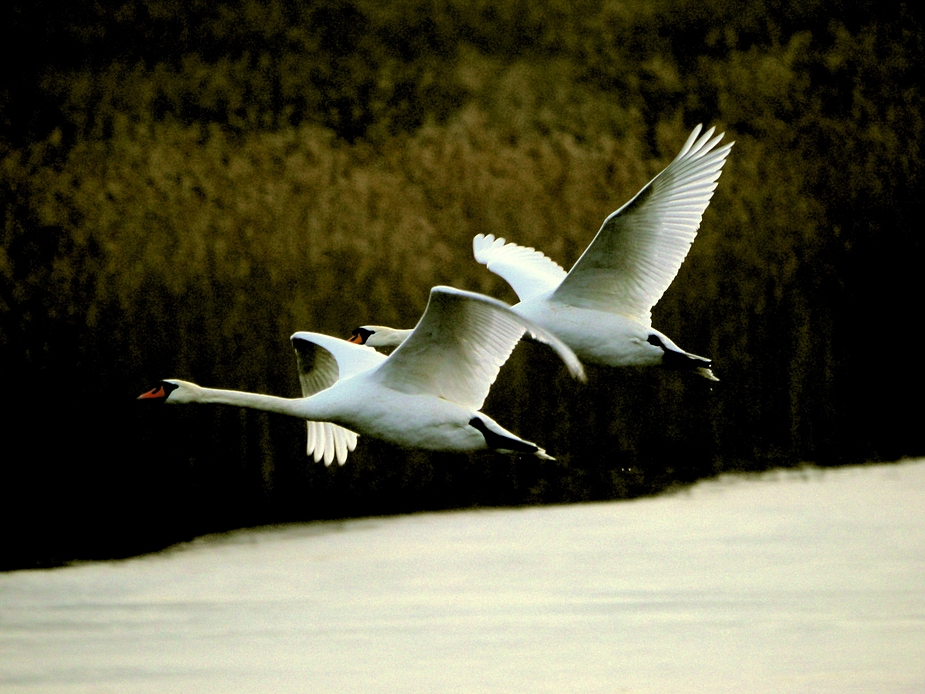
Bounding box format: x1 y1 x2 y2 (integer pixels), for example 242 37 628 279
2 0 922 569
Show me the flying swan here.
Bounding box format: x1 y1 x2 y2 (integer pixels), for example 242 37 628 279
350 124 732 381
139 286 586 465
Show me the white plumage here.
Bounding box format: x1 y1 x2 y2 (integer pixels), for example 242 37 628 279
472 124 732 379
139 286 586 465
352 125 731 380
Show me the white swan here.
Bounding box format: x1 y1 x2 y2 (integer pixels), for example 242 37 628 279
351 124 732 380
138 286 586 465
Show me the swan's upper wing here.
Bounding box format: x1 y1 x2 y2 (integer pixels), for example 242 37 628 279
291 332 386 390
472 234 567 302
552 125 733 323
371 286 585 410
290 332 387 465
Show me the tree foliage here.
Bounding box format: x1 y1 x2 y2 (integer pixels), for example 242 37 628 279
2 0 922 568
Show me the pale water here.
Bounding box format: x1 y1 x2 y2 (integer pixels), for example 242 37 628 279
2 460 924 693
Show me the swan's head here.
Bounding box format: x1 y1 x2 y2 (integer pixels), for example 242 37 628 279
137 379 199 404
347 326 375 345
348 325 411 348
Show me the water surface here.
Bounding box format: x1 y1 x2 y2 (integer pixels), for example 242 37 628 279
2 461 924 693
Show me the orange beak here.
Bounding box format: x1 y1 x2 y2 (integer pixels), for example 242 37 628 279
138 386 167 400
348 334 363 344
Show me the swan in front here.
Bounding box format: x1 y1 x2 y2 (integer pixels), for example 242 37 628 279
138 286 586 465
350 124 732 381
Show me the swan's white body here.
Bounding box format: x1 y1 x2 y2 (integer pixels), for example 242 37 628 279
510 301 683 368
140 286 585 465
352 125 731 381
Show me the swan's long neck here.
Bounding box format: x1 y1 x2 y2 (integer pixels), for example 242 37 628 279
367 327 413 348
196 387 305 417
173 382 329 420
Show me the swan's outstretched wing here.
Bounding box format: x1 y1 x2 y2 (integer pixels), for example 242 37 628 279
371 286 585 410
291 333 386 387
552 124 733 323
290 332 386 465
472 233 567 302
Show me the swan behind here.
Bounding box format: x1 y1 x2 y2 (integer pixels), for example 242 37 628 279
351 124 732 382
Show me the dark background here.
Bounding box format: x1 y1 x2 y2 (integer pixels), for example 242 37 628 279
2 0 922 570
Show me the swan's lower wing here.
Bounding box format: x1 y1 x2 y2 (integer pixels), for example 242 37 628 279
552 125 733 322
472 233 566 302
372 286 584 410
291 333 384 465
306 421 359 466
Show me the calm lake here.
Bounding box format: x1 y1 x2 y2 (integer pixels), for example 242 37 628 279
2 460 924 693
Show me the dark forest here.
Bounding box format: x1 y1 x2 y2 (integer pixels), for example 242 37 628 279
1 0 922 570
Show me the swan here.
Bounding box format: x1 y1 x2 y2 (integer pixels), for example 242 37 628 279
138 286 586 465
350 124 732 381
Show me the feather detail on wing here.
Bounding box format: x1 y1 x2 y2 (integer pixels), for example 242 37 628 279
290 332 386 465
472 233 567 302
304 420 358 466
552 124 734 323
371 286 585 410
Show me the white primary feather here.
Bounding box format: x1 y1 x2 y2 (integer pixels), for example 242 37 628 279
291 332 386 465
551 124 733 323
472 233 567 303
